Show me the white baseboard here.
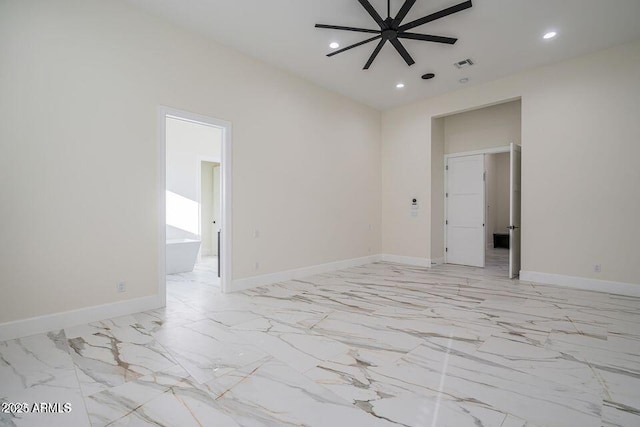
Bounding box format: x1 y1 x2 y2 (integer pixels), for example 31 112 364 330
520 271 640 298
380 254 433 268
0 295 163 342
230 255 382 292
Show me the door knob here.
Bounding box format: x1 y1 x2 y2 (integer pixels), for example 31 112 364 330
507 225 520 230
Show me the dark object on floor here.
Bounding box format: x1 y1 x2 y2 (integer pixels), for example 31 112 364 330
493 233 509 249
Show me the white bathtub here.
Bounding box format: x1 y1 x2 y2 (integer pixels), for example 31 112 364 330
166 239 201 274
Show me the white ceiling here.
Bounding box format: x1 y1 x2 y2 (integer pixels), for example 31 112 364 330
127 0 640 110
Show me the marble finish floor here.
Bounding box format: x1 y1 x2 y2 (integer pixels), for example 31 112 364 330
485 247 509 276
2 261 640 426
168 256 221 289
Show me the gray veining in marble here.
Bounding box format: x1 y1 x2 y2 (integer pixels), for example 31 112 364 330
1 250 640 426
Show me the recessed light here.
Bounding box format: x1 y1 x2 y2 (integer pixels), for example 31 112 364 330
422 73 435 80
543 31 557 40
396 83 405 89
329 42 340 49
459 77 469 84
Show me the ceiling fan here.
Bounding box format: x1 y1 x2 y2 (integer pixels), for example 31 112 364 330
315 0 472 69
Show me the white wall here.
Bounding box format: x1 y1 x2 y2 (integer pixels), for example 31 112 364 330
429 118 445 261
0 0 381 325
382 39 640 286
381 113 430 260
443 101 522 154
166 118 221 241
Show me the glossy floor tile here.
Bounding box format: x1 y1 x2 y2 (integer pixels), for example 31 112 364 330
1 256 640 426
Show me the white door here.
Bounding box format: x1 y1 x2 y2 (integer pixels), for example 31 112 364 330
509 143 522 278
212 165 221 256
446 154 485 267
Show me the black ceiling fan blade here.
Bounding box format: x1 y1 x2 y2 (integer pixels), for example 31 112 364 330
392 0 417 27
327 35 382 57
389 38 415 66
398 0 472 32
398 32 457 44
315 24 380 35
363 39 386 69
357 0 386 28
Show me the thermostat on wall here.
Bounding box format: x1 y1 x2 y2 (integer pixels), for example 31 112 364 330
411 198 418 216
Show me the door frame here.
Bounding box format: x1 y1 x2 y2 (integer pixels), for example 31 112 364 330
444 145 510 266
158 106 233 299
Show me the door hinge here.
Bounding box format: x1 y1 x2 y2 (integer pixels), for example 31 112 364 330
446 192 448 198
446 220 448 225
446 165 449 171
446 247 448 252
483 171 486 181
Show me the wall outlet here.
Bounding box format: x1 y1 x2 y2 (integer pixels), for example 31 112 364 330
594 264 601 273
368 224 373 231
254 229 260 238
117 281 126 293
255 261 260 270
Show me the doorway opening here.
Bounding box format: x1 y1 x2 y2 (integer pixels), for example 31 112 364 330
158 107 232 303
484 152 511 276
444 144 521 277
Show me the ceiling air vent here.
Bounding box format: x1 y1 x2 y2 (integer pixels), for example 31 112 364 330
454 58 474 69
